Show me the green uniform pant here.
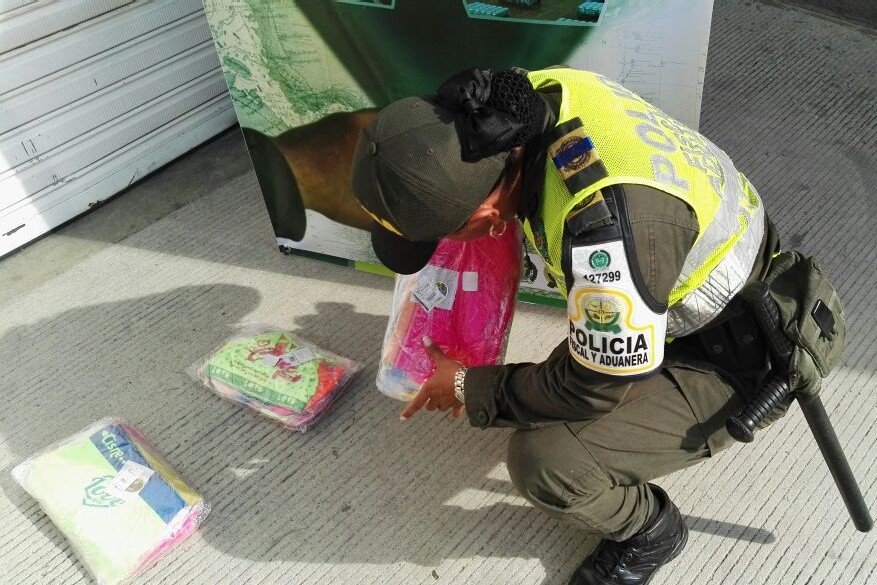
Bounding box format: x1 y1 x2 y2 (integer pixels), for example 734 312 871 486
506 363 748 542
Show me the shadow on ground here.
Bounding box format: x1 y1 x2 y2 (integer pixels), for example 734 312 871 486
1 288 777 585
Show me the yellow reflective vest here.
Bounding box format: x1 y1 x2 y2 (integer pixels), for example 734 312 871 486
524 68 765 338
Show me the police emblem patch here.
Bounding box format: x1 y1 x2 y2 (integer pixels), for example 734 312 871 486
588 250 611 270
555 135 594 172
567 239 667 376
530 216 551 260
569 289 655 374
549 125 602 182
584 296 621 333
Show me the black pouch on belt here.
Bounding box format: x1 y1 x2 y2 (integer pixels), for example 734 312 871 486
749 250 847 397
693 250 847 429
692 300 794 429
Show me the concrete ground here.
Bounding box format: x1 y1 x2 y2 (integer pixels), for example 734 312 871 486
1 1 876 583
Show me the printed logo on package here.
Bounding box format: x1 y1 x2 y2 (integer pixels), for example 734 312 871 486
82 476 126 508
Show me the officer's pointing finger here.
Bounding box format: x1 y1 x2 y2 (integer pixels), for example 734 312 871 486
401 386 430 421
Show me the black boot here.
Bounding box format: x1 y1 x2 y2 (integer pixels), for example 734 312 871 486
569 484 688 585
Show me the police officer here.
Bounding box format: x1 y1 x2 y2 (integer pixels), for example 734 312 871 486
350 67 783 585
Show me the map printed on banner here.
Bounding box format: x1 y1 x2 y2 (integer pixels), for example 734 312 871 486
202 1 371 134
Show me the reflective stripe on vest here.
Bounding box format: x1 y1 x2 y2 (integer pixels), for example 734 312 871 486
525 68 764 336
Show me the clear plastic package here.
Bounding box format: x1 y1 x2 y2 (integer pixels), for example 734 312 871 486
378 223 522 400
192 324 359 431
11 418 209 585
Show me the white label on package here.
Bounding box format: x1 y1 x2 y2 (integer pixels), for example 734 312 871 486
412 280 447 312
462 271 479 292
282 346 317 366
411 266 459 312
107 460 154 499
261 355 281 367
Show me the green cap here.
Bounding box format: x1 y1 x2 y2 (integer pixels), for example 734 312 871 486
351 96 508 274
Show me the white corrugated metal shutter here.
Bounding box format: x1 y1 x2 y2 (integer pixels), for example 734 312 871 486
0 0 237 257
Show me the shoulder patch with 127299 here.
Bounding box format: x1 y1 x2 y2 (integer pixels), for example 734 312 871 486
567 238 666 376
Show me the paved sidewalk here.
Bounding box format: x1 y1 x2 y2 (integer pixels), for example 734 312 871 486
1 1 875 584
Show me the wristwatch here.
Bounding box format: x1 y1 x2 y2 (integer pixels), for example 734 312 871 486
453 365 468 405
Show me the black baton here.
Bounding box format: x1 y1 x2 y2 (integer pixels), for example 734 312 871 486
726 282 873 533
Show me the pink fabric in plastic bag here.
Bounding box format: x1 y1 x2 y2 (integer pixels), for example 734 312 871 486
377 223 522 400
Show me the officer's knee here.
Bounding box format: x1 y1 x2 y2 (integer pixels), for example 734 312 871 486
507 428 606 510
508 430 557 506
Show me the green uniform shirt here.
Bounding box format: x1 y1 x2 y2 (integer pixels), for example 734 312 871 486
464 158 777 431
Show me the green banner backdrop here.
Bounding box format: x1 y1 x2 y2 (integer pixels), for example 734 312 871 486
203 0 714 305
